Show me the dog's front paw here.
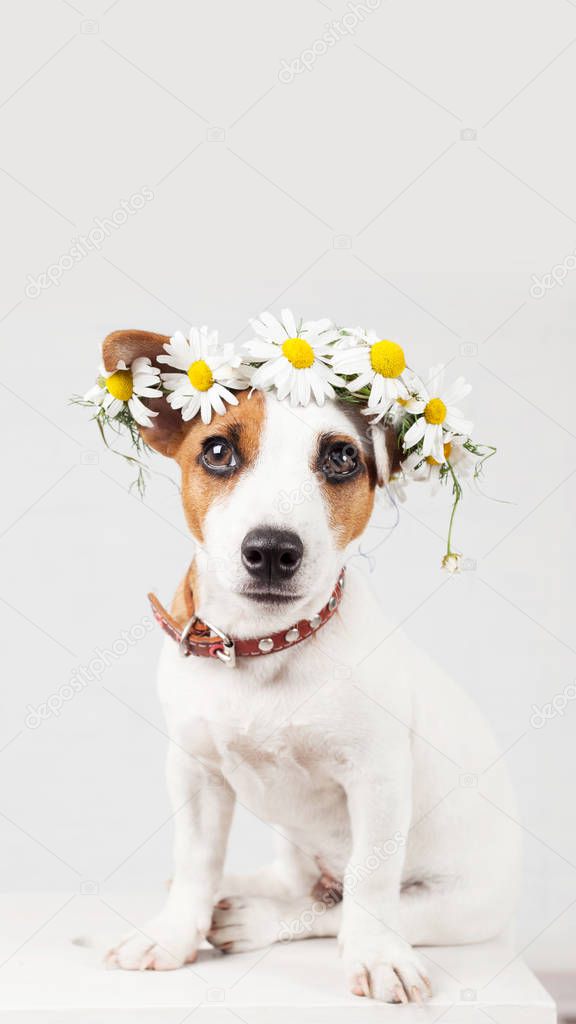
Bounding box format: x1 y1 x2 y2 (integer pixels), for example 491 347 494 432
106 911 203 971
343 938 432 1002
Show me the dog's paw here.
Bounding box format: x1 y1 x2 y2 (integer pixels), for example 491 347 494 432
344 941 432 1002
207 896 282 953
106 914 202 971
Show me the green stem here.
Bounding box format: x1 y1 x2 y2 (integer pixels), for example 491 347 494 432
444 459 462 557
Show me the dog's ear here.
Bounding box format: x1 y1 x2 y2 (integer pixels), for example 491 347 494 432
102 329 188 458
367 421 400 487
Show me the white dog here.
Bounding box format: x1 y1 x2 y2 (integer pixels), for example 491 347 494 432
105 330 520 1003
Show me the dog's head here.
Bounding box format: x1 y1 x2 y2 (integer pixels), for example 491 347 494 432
104 330 396 631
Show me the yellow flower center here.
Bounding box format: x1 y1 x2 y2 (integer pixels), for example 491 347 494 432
426 442 452 466
424 397 447 425
282 337 315 369
187 359 214 391
105 369 133 401
369 340 406 378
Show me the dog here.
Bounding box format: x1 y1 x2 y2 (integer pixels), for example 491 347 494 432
104 329 520 1002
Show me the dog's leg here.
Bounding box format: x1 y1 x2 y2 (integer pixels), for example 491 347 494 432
337 745 432 1004
107 748 234 971
217 863 293 901
218 839 318 901
208 877 514 958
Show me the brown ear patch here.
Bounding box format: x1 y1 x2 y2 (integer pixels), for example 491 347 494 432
175 390 265 542
102 329 169 372
315 433 376 550
102 328 191 457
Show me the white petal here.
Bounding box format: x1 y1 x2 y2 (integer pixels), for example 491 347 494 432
252 312 284 342
129 395 157 427
422 423 441 458
251 358 284 388
162 371 189 392
280 308 297 337
276 366 295 401
84 384 104 403
430 428 445 464
297 370 311 406
181 395 201 421
332 347 370 373
213 383 239 406
404 397 425 414
347 370 374 393
106 398 124 418
135 385 162 399
310 372 329 405
131 356 154 375
243 339 280 361
446 408 473 435
369 373 386 406
209 390 226 416
444 377 471 406
200 393 213 424
403 416 427 449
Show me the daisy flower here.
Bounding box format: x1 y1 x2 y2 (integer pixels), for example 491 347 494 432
243 308 342 407
402 366 473 465
84 357 161 428
158 326 249 424
401 435 473 488
331 329 408 412
442 553 462 574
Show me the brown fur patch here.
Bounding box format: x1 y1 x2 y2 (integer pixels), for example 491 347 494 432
102 329 189 457
102 329 169 372
173 390 265 542
315 433 376 549
170 562 197 625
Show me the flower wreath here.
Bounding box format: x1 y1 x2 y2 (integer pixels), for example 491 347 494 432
75 309 495 572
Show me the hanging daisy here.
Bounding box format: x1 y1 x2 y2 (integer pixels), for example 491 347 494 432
244 308 342 406
332 329 408 412
402 366 473 465
402 434 474 487
84 357 161 428
158 326 249 424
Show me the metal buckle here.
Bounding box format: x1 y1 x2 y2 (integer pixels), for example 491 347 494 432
179 614 236 668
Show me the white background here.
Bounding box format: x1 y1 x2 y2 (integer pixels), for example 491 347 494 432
1 0 575 976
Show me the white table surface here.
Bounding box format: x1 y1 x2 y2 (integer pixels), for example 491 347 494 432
0 892 556 1023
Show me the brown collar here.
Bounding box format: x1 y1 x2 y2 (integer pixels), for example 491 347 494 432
148 570 345 668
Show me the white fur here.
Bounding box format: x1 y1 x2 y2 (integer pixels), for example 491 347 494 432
108 395 520 1001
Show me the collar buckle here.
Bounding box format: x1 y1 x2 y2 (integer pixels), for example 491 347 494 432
214 636 236 669
179 614 236 668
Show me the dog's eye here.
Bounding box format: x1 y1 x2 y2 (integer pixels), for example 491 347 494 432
201 437 239 475
321 441 360 481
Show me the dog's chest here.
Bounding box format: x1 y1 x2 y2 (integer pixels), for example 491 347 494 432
215 720 347 827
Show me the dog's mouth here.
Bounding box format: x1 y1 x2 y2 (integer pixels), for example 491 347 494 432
240 586 302 605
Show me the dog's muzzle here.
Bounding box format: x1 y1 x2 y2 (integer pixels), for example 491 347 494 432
148 569 345 668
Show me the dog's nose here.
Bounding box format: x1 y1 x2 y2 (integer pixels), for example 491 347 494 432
241 528 304 583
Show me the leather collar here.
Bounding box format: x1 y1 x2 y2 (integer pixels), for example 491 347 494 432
148 569 345 668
